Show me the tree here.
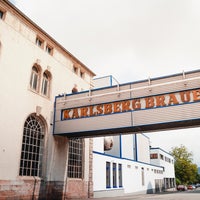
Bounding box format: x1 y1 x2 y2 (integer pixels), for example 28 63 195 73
170 144 198 184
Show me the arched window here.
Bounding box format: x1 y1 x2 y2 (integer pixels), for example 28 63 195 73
19 115 45 177
30 65 40 92
41 71 51 97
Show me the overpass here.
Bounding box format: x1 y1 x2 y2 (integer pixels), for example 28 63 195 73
53 70 200 137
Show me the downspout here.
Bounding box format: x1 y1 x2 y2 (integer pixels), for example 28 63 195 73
32 176 37 200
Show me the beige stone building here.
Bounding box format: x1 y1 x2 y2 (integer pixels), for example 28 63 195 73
0 0 95 199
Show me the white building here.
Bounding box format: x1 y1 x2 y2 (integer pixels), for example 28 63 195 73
93 134 175 198
0 1 175 199
150 147 176 190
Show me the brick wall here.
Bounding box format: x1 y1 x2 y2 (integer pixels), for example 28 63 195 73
64 179 88 199
0 180 64 200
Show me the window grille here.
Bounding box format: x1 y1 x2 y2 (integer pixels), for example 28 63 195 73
67 138 83 178
19 115 45 177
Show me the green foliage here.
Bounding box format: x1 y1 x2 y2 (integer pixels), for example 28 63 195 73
170 144 198 184
176 178 181 185
196 173 200 183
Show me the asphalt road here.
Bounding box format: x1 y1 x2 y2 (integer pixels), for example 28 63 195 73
85 188 200 200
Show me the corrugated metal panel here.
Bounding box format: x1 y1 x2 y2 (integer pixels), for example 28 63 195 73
54 70 200 137
133 102 200 126
54 112 132 134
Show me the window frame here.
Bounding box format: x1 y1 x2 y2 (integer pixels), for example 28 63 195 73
45 44 53 55
41 71 51 98
106 162 111 188
19 115 45 177
80 71 85 79
30 65 41 92
112 162 117 188
118 163 123 187
73 65 78 74
35 36 44 49
0 8 6 20
150 153 158 159
67 138 84 179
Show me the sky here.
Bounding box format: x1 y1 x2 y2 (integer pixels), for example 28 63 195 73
10 0 200 166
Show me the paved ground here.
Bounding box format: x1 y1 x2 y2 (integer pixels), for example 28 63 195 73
80 188 200 200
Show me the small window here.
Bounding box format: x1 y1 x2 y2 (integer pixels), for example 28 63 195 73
30 66 40 92
80 71 85 79
73 65 78 74
0 10 4 20
46 45 53 55
150 153 158 159
35 36 44 48
41 71 51 97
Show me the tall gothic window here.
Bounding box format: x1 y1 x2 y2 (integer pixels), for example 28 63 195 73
41 71 51 97
19 115 45 177
67 138 83 178
30 66 40 92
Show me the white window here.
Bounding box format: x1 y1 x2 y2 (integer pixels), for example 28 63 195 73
19 115 45 177
41 71 51 97
30 66 40 92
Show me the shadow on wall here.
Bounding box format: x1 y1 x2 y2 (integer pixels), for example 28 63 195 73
38 180 65 200
38 136 68 199
146 182 153 194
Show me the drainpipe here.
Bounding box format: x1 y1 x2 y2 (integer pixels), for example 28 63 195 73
32 176 37 200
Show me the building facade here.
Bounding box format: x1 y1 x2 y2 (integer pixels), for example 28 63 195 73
0 0 95 199
150 147 176 190
0 1 176 199
93 134 175 198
